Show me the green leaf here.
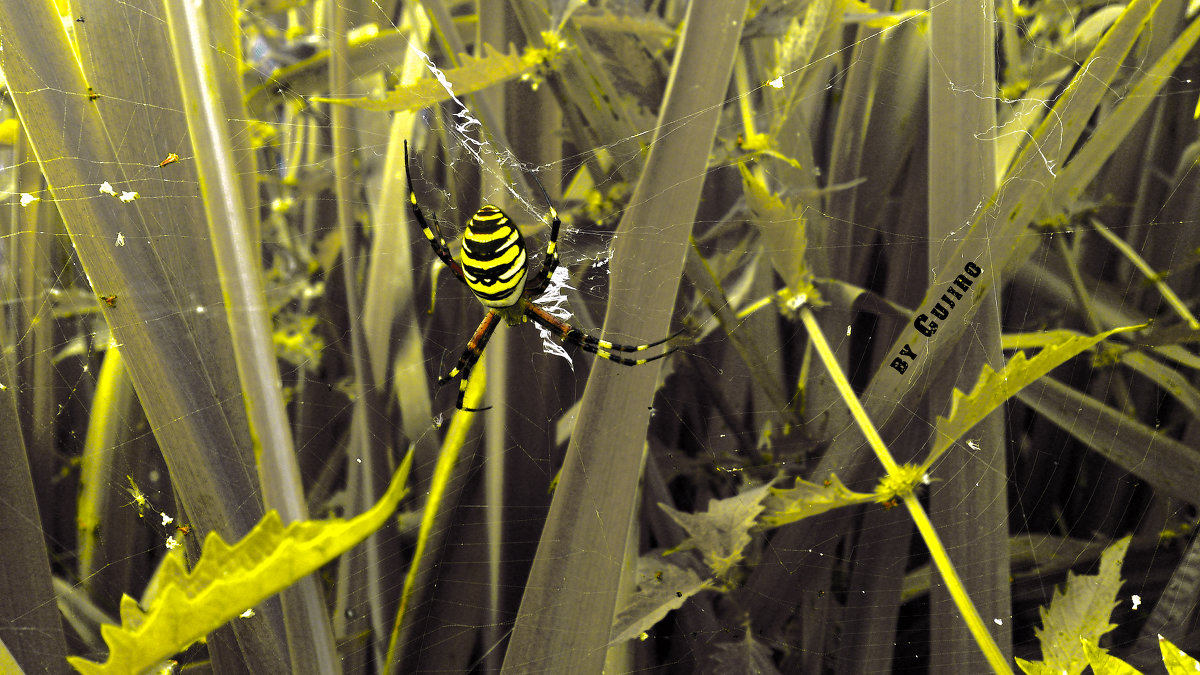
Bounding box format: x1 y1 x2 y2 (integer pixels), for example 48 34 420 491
769 0 846 131
924 323 1144 469
737 162 820 310
610 556 710 643
67 453 413 675
707 628 782 675
758 474 875 529
245 25 407 112
311 42 550 112
660 484 772 579
1160 635 1200 674
1082 637 1140 675
1024 536 1131 675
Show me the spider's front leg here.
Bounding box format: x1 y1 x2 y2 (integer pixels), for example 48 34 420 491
404 140 468 285
440 310 501 411
524 179 562 297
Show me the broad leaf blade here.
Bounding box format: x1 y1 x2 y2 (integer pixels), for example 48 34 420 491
661 484 772 578
1160 635 1200 674
927 324 1144 466
610 557 710 644
759 474 875 529
1082 638 1140 675
1024 536 1130 675
67 454 412 675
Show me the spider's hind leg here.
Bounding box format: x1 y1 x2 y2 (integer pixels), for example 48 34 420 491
440 310 501 411
525 304 682 365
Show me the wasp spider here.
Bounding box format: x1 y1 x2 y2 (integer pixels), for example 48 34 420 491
404 141 679 411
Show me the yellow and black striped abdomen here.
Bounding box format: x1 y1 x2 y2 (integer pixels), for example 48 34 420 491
460 205 528 307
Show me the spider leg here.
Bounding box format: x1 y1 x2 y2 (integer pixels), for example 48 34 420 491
524 173 561 297
405 140 467 285
440 310 501 411
525 304 680 364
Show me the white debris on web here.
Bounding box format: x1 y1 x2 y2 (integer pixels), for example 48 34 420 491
413 47 485 161
534 266 576 368
98 180 139 202
19 193 39 206
591 248 613 270
409 46 539 212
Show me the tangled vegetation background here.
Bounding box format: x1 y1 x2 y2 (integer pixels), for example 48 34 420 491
3 0 1200 673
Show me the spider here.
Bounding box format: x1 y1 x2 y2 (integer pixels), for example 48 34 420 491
404 141 679 411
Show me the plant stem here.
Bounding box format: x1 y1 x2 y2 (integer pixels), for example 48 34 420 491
799 306 1012 675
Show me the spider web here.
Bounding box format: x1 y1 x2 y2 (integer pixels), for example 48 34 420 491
2 0 1200 673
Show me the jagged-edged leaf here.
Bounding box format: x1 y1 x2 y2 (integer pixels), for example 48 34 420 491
1082 637 1140 675
245 25 407 113
1160 635 1200 674
1021 536 1130 675
737 163 820 311
707 628 782 675
660 484 772 578
610 556 710 643
925 324 1144 468
311 42 557 112
67 453 413 675
758 473 874 529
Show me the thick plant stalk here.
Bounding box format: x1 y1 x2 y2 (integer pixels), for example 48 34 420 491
500 1 749 672
926 1 1009 671
160 0 336 670
0 0 288 668
799 308 1013 675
